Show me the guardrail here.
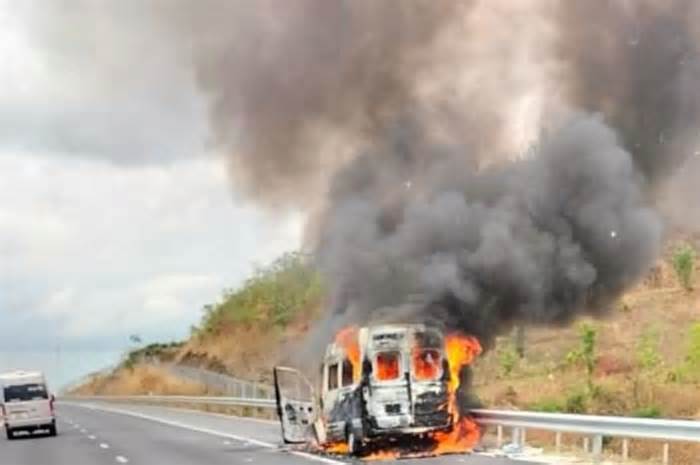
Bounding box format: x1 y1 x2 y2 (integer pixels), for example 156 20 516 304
62 394 700 464
472 409 700 464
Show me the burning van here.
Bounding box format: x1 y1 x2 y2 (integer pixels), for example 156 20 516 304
273 324 482 457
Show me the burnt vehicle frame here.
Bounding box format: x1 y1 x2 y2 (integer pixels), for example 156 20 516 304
274 324 453 455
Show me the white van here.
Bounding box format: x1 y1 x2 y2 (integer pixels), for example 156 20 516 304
0 371 57 440
274 324 453 455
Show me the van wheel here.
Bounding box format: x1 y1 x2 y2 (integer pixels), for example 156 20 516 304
6 427 14 440
346 428 363 456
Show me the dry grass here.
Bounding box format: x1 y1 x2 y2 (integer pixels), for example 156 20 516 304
72 364 209 396
175 303 317 383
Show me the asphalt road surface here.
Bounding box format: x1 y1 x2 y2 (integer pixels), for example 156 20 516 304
1 403 540 465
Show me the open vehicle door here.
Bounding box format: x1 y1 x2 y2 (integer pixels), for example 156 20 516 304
273 366 319 444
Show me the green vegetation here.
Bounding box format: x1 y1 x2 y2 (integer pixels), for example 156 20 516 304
632 406 662 418
636 329 662 373
498 344 518 378
566 323 598 395
673 322 700 382
633 328 663 406
196 251 323 334
123 341 185 370
529 398 564 413
564 391 588 414
672 243 696 290
528 391 589 414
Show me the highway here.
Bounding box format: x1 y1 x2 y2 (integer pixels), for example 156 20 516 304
1 403 539 465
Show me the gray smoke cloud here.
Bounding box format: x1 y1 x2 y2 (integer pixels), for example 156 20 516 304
555 0 700 186
15 1 700 347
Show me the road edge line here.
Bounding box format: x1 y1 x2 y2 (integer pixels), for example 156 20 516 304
64 402 343 465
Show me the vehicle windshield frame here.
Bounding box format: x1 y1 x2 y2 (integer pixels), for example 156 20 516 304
3 383 49 403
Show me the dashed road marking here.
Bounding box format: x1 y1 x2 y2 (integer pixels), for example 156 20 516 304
99 443 110 449
80 429 87 434
115 456 129 463
88 435 97 440
69 403 344 465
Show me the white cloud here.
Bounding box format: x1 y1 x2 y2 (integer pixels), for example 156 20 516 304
0 153 302 349
0 4 304 351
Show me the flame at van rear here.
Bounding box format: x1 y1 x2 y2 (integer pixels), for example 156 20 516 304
429 333 482 455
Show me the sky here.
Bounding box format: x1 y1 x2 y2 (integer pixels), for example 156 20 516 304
0 2 302 376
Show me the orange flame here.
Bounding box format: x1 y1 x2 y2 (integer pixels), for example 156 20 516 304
335 326 361 382
323 442 349 454
444 333 482 396
429 333 483 454
376 351 400 381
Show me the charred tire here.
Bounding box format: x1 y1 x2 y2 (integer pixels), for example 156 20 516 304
346 426 364 456
5 427 14 441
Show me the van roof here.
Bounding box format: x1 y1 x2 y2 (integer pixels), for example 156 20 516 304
0 370 46 385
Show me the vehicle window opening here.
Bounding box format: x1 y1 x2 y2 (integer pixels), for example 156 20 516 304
412 349 442 381
328 363 339 390
341 359 354 387
375 351 400 381
3 383 49 403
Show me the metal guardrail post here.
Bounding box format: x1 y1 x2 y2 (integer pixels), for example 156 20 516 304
591 434 603 463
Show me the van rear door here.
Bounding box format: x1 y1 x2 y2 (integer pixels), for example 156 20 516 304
3 383 52 423
273 367 318 444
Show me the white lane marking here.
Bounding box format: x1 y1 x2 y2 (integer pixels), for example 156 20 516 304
80 429 87 434
223 440 231 445
99 443 110 449
68 403 343 465
121 404 277 425
88 435 97 440
115 456 129 463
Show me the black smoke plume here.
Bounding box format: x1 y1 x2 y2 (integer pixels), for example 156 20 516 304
315 115 662 348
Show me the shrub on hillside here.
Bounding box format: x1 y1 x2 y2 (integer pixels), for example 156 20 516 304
498 344 518 378
684 322 700 377
566 323 598 394
668 322 700 383
672 243 696 290
529 398 564 413
632 406 662 418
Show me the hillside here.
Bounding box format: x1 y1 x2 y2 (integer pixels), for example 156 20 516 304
80 238 700 422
